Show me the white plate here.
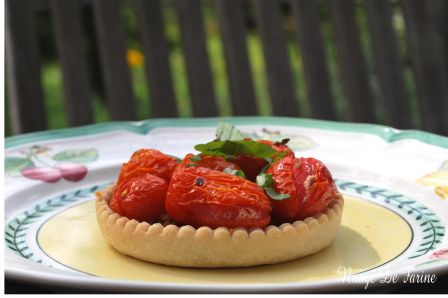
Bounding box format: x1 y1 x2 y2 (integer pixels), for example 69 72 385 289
5 117 448 293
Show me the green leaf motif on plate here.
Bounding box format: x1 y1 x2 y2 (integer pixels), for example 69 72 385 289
5 157 35 175
244 129 317 151
52 149 98 163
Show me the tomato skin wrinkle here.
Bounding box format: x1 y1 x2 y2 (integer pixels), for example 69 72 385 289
181 153 240 172
117 149 178 186
166 165 272 229
266 156 338 222
111 173 168 222
294 157 338 219
266 156 302 222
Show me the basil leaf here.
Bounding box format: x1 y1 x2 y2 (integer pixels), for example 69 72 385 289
194 141 227 155
223 167 246 178
256 173 289 200
194 140 278 160
272 150 288 163
265 187 290 200
256 173 273 188
184 163 198 167
216 122 244 141
168 154 182 163
235 170 246 178
190 155 202 161
256 173 267 187
198 122 279 159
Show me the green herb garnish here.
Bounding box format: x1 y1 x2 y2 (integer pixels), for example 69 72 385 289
190 155 202 162
268 150 288 164
168 155 182 163
196 122 279 160
194 140 278 160
223 167 247 178
256 172 273 187
194 122 292 201
264 187 291 200
184 163 199 167
216 122 245 141
256 173 290 201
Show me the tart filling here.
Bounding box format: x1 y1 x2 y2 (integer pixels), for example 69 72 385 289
96 185 344 268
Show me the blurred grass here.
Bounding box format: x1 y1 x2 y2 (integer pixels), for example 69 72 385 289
5 0 418 136
42 64 66 129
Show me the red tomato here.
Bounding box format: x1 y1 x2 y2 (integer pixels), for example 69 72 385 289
117 149 178 186
232 139 295 182
258 139 295 156
231 155 267 182
266 156 338 222
265 156 302 222
166 166 272 229
180 153 240 172
110 173 168 222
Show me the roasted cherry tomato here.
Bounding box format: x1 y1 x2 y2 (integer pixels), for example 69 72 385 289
180 153 240 172
266 156 338 222
231 155 267 182
166 166 272 229
232 139 295 182
258 139 295 156
110 173 168 222
117 149 178 186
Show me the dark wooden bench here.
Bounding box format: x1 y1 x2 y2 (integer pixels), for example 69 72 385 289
6 0 448 135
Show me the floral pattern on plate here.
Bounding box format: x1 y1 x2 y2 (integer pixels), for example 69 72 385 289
244 128 317 151
5 145 98 183
417 160 448 199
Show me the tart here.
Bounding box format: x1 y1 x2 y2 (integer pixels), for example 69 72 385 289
96 186 343 267
95 122 344 267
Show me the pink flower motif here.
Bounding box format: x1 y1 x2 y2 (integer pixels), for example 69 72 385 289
20 164 88 183
21 167 62 183
6 146 97 184
54 163 88 182
429 248 448 260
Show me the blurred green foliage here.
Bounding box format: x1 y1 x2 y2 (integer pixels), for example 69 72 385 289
5 0 418 136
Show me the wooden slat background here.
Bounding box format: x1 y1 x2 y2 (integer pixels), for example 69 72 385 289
254 0 298 117
216 0 258 116
176 0 218 117
6 0 47 133
402 0 448 135
327 0 375 123
135 0 178 118
290 0 336 120
49 0 94 126
364 0 412 129
5 0 448 135
92 0 137 120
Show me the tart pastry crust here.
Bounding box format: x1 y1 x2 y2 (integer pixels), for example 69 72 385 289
96 185 344 268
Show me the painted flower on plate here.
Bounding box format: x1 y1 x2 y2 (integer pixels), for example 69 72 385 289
429 248 448 260
5 145 98 183
417 160 448 199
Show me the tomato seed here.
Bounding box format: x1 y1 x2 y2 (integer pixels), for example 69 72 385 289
195 177 205 186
